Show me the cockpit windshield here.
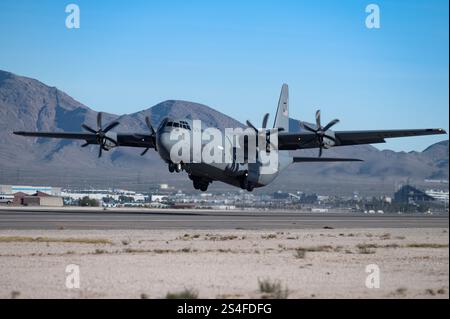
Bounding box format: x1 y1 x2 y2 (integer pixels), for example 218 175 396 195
164 120 191 130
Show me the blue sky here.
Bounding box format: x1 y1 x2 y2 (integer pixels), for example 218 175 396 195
0 0 448 151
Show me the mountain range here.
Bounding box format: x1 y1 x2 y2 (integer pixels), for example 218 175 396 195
0 70 448 195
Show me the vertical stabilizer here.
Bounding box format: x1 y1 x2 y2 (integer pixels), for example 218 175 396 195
273 84 289 131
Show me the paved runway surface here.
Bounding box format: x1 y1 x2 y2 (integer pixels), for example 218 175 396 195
0 207 448 229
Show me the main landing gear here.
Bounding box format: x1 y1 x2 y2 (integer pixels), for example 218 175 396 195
168 162 182 173
239 175 254 192
190 175 211 192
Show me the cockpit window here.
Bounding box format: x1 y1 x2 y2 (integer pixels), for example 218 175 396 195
163 120 191 130
158 118 168 130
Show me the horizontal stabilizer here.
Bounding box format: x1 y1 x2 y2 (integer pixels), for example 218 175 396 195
293 157 363 162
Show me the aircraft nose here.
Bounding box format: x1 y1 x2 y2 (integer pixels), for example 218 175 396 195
157 132 175 160
156 131 191 163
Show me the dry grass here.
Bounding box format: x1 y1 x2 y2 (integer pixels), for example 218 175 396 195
425 288 447 296
207 235 238 241
11 291 20 299
294 248 306 259
380 233 391 240
406 243 448 249
258 278 289 299
123 247 196 254
299 245 334 252
357 244 376 254
395 287 408 296
0 236 112 245
166 288 198 299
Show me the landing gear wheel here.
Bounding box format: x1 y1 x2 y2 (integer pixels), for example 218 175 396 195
168 163 175 173
240 176 248 190
193 180 200 190
175 163 182 173
246 183 254 192
199 184 208 192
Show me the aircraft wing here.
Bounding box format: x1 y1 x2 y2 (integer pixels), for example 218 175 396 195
278 128 447 150
13 131 156 149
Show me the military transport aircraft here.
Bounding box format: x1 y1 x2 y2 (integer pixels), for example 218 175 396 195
14 84 446 192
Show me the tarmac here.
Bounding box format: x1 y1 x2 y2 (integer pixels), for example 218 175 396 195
0 207 447 229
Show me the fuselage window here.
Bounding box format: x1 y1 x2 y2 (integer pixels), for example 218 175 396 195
173 122 180 128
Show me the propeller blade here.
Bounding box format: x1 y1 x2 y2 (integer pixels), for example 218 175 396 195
323 119 340 132
104 136 117 145
262 113 269 129
145 116 155 135
103 121 120 133
246 120 259 133
81 124 97 134
98 147 102 158
140 148 149 156
315 110 321 128
97 112 103 129
81 142 89 147
323 134 337 143
303 123 317 133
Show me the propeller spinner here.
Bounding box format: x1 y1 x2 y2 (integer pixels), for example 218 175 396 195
140 115 156 156
81 112 119 157
303 110 339 157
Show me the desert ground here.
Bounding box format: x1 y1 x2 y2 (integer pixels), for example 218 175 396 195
0 228 448 299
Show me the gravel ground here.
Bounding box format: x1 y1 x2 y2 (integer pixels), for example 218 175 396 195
0 228 448 299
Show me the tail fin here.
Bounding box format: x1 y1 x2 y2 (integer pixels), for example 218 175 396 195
273 84 289 131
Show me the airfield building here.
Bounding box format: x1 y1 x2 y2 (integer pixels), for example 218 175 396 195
13 191 63 207
0 185 61 196
394 185 434 203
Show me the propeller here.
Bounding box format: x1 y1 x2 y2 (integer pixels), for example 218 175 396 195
303 110 339 157
246 113 280 153
140 115 156 156
81 112 119 157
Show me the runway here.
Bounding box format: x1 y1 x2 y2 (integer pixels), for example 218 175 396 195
0 207 448 229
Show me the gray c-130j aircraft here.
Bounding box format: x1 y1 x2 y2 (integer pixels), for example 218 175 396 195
14 84 446 192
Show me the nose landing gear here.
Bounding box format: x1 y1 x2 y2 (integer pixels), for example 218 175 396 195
168 162 182 173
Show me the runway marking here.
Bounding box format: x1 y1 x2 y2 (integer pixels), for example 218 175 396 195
0 219 448 223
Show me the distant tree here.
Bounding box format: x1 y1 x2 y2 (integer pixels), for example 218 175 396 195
79 196 99 207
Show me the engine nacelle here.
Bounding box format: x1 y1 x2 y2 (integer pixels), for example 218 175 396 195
101 132 118 150
323 131 336 149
